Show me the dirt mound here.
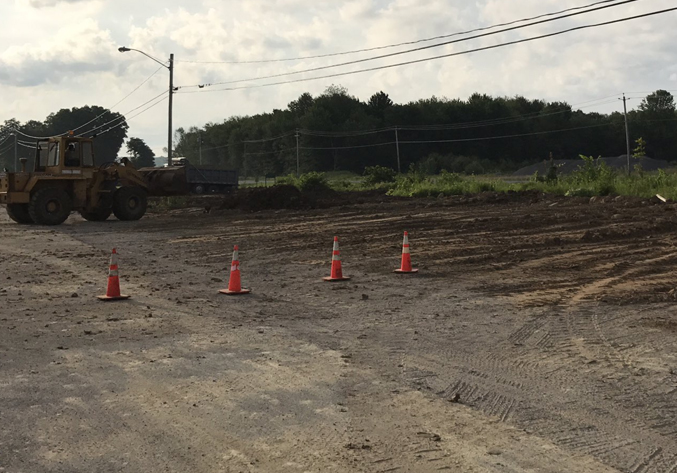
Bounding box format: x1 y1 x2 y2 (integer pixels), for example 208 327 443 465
219 185 308 211
218 186 395 212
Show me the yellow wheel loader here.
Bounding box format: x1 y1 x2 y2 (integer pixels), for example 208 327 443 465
0 136 151 225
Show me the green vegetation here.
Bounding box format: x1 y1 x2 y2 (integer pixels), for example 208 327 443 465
387 157 677 200
245 155 677 201
126 137 155 168
363 165 397 185
277 172 332 193
148 196 191 212
171 88 677 178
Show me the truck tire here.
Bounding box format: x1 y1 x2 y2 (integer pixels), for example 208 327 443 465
113 187 147 221
6 204 33 224
28 188 73 226
192 184 206 195
80 207 112 222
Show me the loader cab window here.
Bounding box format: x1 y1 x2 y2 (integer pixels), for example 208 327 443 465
36 141 49 171
82 141 94 167
46 142 59 167
64 142 80 167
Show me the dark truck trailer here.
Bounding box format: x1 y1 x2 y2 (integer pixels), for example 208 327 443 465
186 166 238 194
138 160 238 196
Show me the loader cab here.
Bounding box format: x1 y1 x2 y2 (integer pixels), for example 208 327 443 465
35 137 95 174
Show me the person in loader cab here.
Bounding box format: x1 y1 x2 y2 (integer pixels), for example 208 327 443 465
65 142 80 167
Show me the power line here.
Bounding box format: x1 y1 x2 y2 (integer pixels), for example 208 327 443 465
96 95 169 137
201 143 230 152
12 129 53 140
176 0 625 65
177 8 677 94
244 148 294 156
293 97 619 138
79 91 168 137
300 141 398 151
399 122 614 144
243 132 296 143
180 0 641 89
243 122 618 155
300 127 396 137
0 133 13 147
241 122 618 157
72 65 165 135
3 69 166 141
0 141 15 155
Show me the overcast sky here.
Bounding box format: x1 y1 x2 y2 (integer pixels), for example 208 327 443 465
2 0 677 156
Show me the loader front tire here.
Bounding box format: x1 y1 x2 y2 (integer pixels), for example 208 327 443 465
28 188 73 226
6 204 33 224
113 187 147 221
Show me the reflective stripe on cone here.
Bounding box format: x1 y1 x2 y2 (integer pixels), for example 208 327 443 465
324 236 350 282
220 245 251 295
98 248 131 301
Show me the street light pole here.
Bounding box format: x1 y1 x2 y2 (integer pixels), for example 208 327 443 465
118 46 174 166
168 53 174 167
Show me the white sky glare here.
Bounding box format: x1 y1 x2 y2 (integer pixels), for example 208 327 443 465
1 0 677 155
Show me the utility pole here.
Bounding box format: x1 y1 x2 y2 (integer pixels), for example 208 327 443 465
118 47 175 167
168 53 174 167
13 132 17 172
394 127 401 173
198 132 203 165
295 128 300 177
243 142 247 184
621 93 631 175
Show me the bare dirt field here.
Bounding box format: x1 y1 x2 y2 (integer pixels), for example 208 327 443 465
2 191 677 473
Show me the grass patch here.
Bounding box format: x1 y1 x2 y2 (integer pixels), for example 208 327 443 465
387 157 677 199
148 196 192 211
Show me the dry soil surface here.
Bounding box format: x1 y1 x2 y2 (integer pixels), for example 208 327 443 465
2 192 677 473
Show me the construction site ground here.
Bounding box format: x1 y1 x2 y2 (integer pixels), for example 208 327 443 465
2 191 677 473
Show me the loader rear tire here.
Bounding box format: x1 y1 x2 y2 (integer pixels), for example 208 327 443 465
6 204 33 224
28 188 73 226
80 207 112 222
113 187 147 221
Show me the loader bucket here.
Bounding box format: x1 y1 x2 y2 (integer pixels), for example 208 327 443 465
137 166 189 196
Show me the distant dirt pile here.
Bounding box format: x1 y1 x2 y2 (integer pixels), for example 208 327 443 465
219 185 308 211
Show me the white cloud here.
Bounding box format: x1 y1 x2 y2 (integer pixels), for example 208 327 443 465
27 0 90 7
1 0 677 155
0 18 118 87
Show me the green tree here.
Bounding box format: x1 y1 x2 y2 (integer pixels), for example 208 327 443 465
126 137 155 168
288 92 314 119
639 90 675 115
44 106 128 164
368 91 393 118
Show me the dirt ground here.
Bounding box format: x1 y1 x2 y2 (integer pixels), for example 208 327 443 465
2 191 677 473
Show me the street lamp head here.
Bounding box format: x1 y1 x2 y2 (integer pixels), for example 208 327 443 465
118 46 131 53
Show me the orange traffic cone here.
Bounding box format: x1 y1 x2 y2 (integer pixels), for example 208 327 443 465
220 245 251 295
323 236 351 282
394 232 418 274
97 248 130 301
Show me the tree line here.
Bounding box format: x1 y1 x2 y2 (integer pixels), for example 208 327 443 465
173 87 677 176
2 88 675 175
0 107 154 170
